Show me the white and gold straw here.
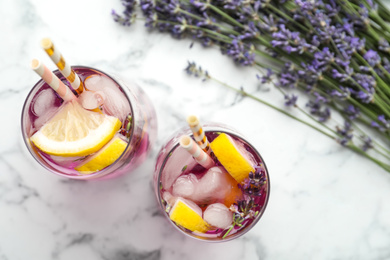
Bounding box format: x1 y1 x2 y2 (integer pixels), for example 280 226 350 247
187 115 212 154
41 38 84 94
180 135 214 169
31 59 77 102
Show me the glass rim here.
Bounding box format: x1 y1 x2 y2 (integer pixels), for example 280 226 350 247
156 124 271 242
20 65 135 179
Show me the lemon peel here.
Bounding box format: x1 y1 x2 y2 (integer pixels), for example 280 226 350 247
30 100 121 157
75 135 128 174
169 198 209 233
210 133 255 183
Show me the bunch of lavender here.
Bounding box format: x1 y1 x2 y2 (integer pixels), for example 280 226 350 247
113 0 390 172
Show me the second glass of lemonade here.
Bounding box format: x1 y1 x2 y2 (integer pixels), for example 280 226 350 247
21 66 157 180
154 121 270 242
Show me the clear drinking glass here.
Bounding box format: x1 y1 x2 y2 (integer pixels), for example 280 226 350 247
21 66 157 180
154 123 270 242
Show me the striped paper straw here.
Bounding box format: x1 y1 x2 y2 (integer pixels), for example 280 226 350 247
187 115 211 154
41 38 83 94
180 135 214 169
31 59 77 102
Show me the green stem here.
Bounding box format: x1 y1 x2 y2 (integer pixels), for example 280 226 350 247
254 49 285 67
212 77 335 139
267 4 309 33
347 143 390 172
178 8 240 36
208 4 245 29
369 11 390 38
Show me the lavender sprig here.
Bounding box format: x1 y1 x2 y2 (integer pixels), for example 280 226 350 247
113 0 390 172
185 62 390 172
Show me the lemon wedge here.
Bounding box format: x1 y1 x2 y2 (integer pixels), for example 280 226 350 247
169 198 209 233
210 133 255 183
75 135 128 174
30 100 121 157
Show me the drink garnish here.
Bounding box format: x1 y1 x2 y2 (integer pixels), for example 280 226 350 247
210 133 255 183
223 166 267 238
30 100 121 157
75 135 127 174
120 114 133 139
169 198 209 233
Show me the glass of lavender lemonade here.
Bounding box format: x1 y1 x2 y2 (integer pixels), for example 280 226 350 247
21 66 157 180
154 117 270 242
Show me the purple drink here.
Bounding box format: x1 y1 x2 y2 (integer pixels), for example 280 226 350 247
21 66 157 180
154 123 270 242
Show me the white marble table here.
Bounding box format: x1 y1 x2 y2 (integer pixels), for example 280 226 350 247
1 0 390 259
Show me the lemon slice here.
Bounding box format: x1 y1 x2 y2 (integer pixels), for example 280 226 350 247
210 133 255 183
169 198 209 233
30 100 121 157
75 135 128 174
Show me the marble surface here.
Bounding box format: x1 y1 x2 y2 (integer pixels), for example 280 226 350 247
1 0 390 259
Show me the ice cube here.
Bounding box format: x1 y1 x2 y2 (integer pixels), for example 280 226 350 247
33 106 58 130
172 173 198 198
171 166 242 206
235 139 257 168
49 154 86 168
162 191 177 206
84 75 130 122
161 146 197 190
169 197 203 217
203 203 233 229
78 90 105 110
32 89 56 116
195 167 229 202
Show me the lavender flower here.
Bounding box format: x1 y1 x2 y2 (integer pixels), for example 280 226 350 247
259 15 278 33
271 24 312 54
239 166 266 196
364 50 381 67
366 0 378 11
379 38 390 53
279 71 299 88
330 86 351 100
383 58 390 73
313 47 335 71
184 61 210 80
111 0 137 26
352 73 376 103
324 0 340 17
335 36 365 56
306 100 331 122
332 66 354 82
344 105 360 120
371 115 390 132
361 136 373 151
260 68 274 84
313 92 329 104
343 20 355 36
278 62 299 88
284 94 298 106
336 121 353 146
225 36 256 66
190 0 211 11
